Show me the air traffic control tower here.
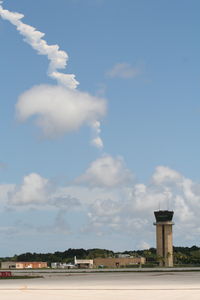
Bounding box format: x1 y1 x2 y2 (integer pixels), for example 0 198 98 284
154 210 174 267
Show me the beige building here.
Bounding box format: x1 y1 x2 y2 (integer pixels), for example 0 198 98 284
154 210 174 267
1 261 47 269
93 257 146 268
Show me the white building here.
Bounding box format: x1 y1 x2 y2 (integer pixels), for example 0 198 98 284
74 257 93 268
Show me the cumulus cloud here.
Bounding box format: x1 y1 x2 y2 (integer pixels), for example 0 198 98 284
0 4 105 146
1 161 200 246
16 85 106 138
76 155 134 188
2 173 80 210
106 62 142 79
9 173 50 205
152 166 183 185
75 161 200 244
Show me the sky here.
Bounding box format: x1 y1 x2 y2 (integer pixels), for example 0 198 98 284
0 0 200 256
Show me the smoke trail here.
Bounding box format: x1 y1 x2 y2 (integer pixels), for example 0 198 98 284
0 3 105 147
91 121 104 148
0 5 79 89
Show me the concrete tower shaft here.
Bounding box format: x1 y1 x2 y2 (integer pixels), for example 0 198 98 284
154 210 174 267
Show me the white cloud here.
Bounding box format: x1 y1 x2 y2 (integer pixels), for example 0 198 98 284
174 195 194 222
131 183 169 212
3 173 80 210
1 161 200 246
9 173 50 205
152 166 183 185
76 155 134 188
106 62 142 79
75 162 200 244
16 84 106 138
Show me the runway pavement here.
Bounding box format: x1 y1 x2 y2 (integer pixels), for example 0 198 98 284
0 271 200 299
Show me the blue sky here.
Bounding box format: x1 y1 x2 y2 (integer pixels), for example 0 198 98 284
0 0 200 256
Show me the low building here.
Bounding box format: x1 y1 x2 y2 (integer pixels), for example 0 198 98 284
93 257 146 268
74 257 93 269
1 261 48 269
1 262 16 269
51 262 75 269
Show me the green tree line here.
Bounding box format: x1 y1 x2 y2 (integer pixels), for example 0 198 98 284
1 246 200 266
